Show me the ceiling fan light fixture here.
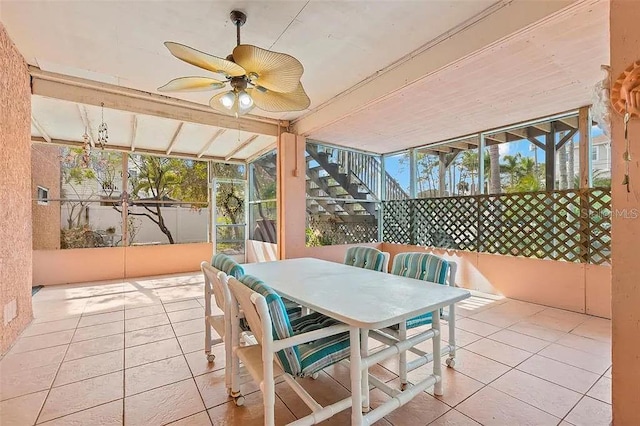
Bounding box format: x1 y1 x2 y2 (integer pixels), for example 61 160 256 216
220 91 236 109
238 90 253 108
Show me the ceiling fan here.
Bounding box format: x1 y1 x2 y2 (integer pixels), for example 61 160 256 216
158 10 310 117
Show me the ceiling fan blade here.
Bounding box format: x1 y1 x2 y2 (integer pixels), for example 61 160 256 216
158 77 226 92
233 44 303 93
209 92 255 116
165 42 246 77
248 83 310 112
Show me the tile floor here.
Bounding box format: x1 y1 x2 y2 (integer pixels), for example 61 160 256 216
0 273 612 425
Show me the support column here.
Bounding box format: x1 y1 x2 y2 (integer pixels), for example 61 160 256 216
545 122 557 191
438 153 446 196
276 133 306 259
611 1 640 424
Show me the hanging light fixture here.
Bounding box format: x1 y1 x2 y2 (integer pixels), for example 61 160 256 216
81 128 91 168
97 102 109 148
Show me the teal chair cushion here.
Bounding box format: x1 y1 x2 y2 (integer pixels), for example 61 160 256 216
344 246 386 272
211 253 244 278
389 253 450 330
239 276 350 377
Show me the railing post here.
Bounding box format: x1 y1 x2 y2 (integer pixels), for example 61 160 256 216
579 189 591 263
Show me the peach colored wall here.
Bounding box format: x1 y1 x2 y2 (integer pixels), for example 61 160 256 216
33 243 213 285
124 243 212 278
31 144 61 250
610 1 640 423
383 243 611 318
0 23 33 353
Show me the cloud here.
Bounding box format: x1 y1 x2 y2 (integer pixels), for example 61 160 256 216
499 143 510 156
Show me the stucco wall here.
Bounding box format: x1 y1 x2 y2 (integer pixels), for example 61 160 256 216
31 144 61 250
383 243 611 318
610 0 640 422
0 23 33 353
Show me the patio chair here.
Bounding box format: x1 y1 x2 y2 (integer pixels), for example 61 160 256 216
227 275 352 425
343 246 390 272
370 252 458 390
203 254 245 363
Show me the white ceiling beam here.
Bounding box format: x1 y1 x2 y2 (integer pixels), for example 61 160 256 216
291 0 576 137
77 105 97 146
31 136 244 164
130 115 138 152
30 67 285 137
197 129 226 158
225 135 259 161
31 115 51 143
165 122 184 155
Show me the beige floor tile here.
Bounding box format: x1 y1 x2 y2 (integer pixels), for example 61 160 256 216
440 327 482 347
586 376 611 404
488 329 551 353
124 304 165 320
428 410 480 426
491 300 547 316
125 323 175 348
168 307 204 323
77 311 124 328
455 318 501 337
565 396 612 426
538 344 610 374
10 330 74 354
38 371 123 423
468 309 525 328
54 350 124 387
72 322 124 343
184 345 226 377
538 307 590 323
178 331 205 354
276 373 350 416
124 293 162 309
124 312 170 333
39 400 123 425
465 338 532 367
65 334 124 361
0 361 59 401
556 333 611 359
424 367 484 407
83 295 126 316
571 318 611 343
22 318 79 337
1 345 67 371
370 381 450 425
167 411 212 425
163 299 202 312
193 369 232 409
0 390 48 425
457 386 559 426
124 338 182 368
124 379 205 426
125 355 191 396
207 392 296 426
490 369 582 418
526 312 585 332
517 355 600 393
323 360 397 392
172 318 202 336
604 366 612 378
157 286 203 302
508 321 568 342
441 349 510 384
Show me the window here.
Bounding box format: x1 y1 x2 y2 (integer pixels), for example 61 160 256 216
37 186 49 205
249 150 277 243
591 146 599 161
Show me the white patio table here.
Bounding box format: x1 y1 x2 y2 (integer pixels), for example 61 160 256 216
243 257 470 425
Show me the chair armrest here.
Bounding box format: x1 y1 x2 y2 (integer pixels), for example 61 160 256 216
272 324 350 352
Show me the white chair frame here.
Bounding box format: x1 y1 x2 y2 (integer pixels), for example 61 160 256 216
202 262 257 397
227 277 353 426
370 262 458 390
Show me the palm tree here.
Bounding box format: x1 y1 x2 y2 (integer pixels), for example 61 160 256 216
501 154 522 187
488 145 501 194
